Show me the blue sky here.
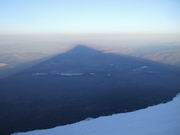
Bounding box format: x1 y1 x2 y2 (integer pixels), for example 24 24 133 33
0 0 180 34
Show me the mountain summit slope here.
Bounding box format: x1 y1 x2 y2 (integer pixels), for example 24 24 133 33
13 94 180 135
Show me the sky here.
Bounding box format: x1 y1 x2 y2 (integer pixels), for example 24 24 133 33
0 0 180 34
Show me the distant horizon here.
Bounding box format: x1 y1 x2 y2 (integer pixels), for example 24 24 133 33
1 32 180 35
0 0 180 34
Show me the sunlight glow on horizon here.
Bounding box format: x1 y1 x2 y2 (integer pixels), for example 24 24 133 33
0 0 180 34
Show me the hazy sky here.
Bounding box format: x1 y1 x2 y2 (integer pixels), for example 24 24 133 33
0 0 180 34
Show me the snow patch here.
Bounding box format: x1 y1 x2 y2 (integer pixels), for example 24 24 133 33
59 73 84 76
140 65 148 69
133 65 159 74
32 73 48 76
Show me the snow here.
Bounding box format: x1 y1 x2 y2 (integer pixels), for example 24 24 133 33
59 73 84 76
13 94 180 135
32 73 48 76
32 72 84 77
89 73 95 75
133 65 159 74
140 65 148 69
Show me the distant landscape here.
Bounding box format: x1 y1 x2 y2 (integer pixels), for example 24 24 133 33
0 0 180 135
1 44 180 134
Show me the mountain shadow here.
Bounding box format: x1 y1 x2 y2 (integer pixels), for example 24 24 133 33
0 45 180 135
